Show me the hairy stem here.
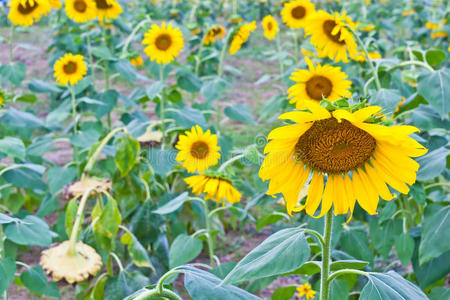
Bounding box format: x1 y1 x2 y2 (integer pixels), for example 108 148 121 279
320 211 333 300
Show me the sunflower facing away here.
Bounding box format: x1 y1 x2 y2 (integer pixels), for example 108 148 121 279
262 15 278 40
203 25 227 45
143 22 184 64
8 0 51 27
287 57 351 109
93 0 122 20
185 174 241 205
229 21 257 55
281 0 315 29
175 125 221 173
65 0 97 23
305 10 358 63
297 283 316 300
54 53 88 85
259 101 427 218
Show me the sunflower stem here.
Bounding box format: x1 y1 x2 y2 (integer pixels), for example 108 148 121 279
70 85 81 176
159 65 166 150
320 210 333 300
276 32 284 77
86 33 96 90
101 24 111 129
156 269 184 294
9 24 14 93
217 153 245 172
216 32 231 133
201 200 216 267
327 269 368 282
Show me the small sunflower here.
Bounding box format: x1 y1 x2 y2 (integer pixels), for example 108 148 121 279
93 0 122 21
229 21 257 55
175 125 221 173
203 25 227 45
287 57 351 109
65 0 96 23
63 177 112 200
305 10 358 63
353 51 382 62
425 22 442 30
262 15 278 40
8 0 51 27
297 283 316 300
430 31 448 39
401 9 415 16
54 53 88 85
281 0 315 29
40 241 102 284
185 174 241 204
49 0 62 9
130 56 144 67
259 101 427 218
142 22 184 64
359 24 375 32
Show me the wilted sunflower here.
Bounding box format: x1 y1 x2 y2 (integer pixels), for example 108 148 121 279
175 125 221 173
297 283 316 300
203 25 226 45
281 0 315 29
262 15 278 40
65 0 96 23
54 53 88 85
305 10 358 63
142 22 184 64
185 174 241 204
229 21 257 55
259 101 427 218
137 130 162 147
287 57 351 109
8 0 51 27
93 0 122 20
63 177 112 199
40 241 102 284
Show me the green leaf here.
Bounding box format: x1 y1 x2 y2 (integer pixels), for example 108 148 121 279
70 129 101 149
255 214 284 231
121 231 154 270
0 258 16 295
27 136 53 157
419 205 450 264
417 68 450 117
425 49 446 67
114 134 140 177
92 46 116 61
329 279 350 300
5 215 52 247
94 197 122 239
169 234 203 268
20 265 60 297
0 137 26 160
201 77 227 102
0 62 26 86
28 79 62 93
170 105 207 128
341 230 374 264
152 192 189 215
360 271 427 300
104 271 149 300
2 164 46 190
429 287 450 300
16 94 38 104
2 108 45 129
46 166 77 195
224 104 256 125
330 260 369 271
369 219 402 258
145 82 164 100
222 228 310 284
369 88 402 116
271 286 297 300
0 213 20 224
90 275 108 300
177 70 202 93
113 59 137 83
416 147 450 181
147 148 178 176
395 233 415 266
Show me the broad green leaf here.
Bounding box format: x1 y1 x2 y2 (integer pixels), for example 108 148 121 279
416 147 450 181
29 79 62 93
114 134 140 177
169 234 203 268
329 279 350 300
0 62 26 86
145 82 164 100
201 77 227 102
90 275 108 300
369 219 402 258
113 59 137 83
429 287 450 300
104 271 149 300
152 192 189 215
255 213 284 231
0 213 20 224
16 94 38 104
92 46 116 61
169 105 207 128
395 233 415 266
27 135 53 157
2 108 45 128
222 228 310 284
5 215 52 247
417 68 450 117
271 286 296 300
360 271 427 300
120 231 154 270
46 166 77 195
177 70 202 93
287 260 367 276
147 148 178 176
224 103 256 125
425 49 446 67
20 265 60 298
341 230 374 264
0 258 16 295
419 205 450 264
0 137 25 160
94 197 122 239
2 165 46 190
369 88 402 116
70 129 101 149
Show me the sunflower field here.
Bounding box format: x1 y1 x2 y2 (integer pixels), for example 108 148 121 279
0 0 449 299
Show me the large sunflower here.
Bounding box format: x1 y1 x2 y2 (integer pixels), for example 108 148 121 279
8 0 51 27
262 15 278 40
65 0 96 23
142 22 184 64
53 53 88 85
281 0 315 29
305 10 358 63
175 125 221 173
287 57 351 109
229 21 257 55
203 25 227 45
259 101 427 218
185 174 241 204
93 0 122 21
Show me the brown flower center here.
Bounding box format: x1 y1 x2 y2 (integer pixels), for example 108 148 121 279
267 22 273 31
295 118 376 174
305 75 333 100
155 34 172 51
18 1 38 14
63 61 78 74
291 6 306 19
323 20 346 44
74 0 87 12
191 141 209 159
94 0 112 10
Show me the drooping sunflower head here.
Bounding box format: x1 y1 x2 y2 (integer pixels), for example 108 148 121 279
63 177 112 199
185 174 241 204
297 283 316 300
54 53 88 85
175 125 221 173
8 0 51 27
65 0 97 23
40 241 102 284
229 21 257 55
262 15 278 40
203 25 227 45
93 0 122 20
280 0 316 29
259 101 427 219
305 10 358 63
287 57 352 109
142 22 184 65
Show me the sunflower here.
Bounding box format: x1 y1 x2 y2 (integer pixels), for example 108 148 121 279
93 0 122 21
130 56 144 67
0 89 5 106
287 57 351 109
305 10 358 63
259 101 427 218
353 51 382 62
229 21 257 55
185 174 241 204
203 25 227 45
8 0 51 27
65 0 96 23
262 15 278 40
54 53 88 85
401 9 415 16
297 283 316 300
281 0 315 29
175 126 221 173
425 22 442 30
49 0 62 9
142 22 184 64
63 177 112 199
431 31 448 39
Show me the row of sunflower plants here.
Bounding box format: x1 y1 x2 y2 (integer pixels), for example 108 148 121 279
0 0 449 299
